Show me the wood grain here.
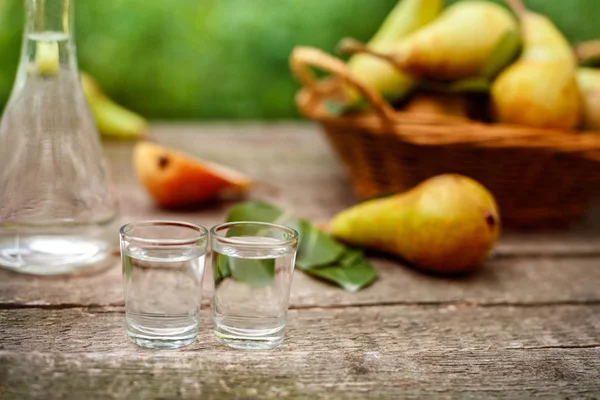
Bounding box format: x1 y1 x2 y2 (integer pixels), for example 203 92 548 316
2 124 600 308
2 124 600 399
1 255 599 309
1 306 599 399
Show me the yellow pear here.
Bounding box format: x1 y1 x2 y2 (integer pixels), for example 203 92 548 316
577 67 600 130
343 1 517 81
491 2 582 129
403 93 469 118
80 72 148 139
330 175 500 274
346 0 443 103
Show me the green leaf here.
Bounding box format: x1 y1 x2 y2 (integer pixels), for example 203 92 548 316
225 202 344 270
481 29 521 79
339 249 364 268
230 257 275 288
213 251 275 288
224 201 378 291
296 220 345 270
225 201 302 238
324 100 346 116
123 254 133 278
306 255 377 292
213 252 232 287
226 201 298 226
420 77 491 94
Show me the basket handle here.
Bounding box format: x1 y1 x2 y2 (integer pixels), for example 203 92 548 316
290 46 397 121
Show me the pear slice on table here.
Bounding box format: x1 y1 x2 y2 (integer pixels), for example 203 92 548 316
133 141 253 209
330 175 500 274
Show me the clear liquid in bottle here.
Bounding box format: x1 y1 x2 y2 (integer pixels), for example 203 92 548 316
0 0 119 274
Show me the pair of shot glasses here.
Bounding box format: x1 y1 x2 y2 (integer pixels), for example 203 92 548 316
119 221 298 350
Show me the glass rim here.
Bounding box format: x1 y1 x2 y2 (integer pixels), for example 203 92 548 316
120 220 208 246
210 221 299 247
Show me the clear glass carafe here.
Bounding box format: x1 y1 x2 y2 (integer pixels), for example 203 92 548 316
0 0 119 274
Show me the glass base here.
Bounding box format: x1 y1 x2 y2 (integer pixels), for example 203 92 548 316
0 235 111 275
128 334 197 350
214 320 285 350
127 318 198 350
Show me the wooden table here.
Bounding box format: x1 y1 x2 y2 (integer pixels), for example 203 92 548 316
1 123 599 399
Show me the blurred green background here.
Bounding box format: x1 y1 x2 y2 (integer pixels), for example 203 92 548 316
0 0 598 119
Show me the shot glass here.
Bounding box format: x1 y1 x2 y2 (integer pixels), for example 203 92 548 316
120 221 208 349
211 222 299 350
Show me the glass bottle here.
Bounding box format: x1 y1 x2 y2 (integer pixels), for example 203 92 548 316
0 0 119 274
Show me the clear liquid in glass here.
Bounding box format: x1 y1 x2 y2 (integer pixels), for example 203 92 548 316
123 247 205 349
212 236 296 350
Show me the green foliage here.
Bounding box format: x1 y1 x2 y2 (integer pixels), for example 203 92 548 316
0 0 396 118
0 0 598 118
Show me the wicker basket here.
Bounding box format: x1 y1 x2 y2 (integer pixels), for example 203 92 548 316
290 47 600 228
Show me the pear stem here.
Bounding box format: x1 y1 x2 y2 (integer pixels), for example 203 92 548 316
504 0 527 19
337 37 371 56
575 40 600 63
337 37 402 68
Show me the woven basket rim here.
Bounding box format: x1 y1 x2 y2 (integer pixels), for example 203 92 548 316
290 46 600 158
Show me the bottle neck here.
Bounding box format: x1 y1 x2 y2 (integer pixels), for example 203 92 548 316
27 0 72 36
15 0 78 83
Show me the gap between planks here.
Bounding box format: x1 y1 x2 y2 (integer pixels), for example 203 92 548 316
2 299 600 311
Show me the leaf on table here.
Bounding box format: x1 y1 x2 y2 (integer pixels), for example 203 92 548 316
226 201 301 233
213 251 274 288
230 257 275 288
213 252 232 287
123 254 133 278
306 255 377 292
339 249 364 268
224 201 378 291
296 220 345 270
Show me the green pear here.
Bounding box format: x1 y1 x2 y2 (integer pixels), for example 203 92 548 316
491 1 582 129
80 72 148 139
577 67 600 130
330 175 500 274
345 0 443 104
343 1 518 81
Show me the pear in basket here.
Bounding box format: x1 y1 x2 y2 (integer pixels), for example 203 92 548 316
403 93 469 118
345 0 443 105
330 174 500 274
491 0 582 129
340 1 518 81
577 68 600 130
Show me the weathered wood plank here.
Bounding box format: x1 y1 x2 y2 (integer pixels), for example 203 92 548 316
1 255 600 308
1 306 599 399
2 350 598 400
2 306 599 352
